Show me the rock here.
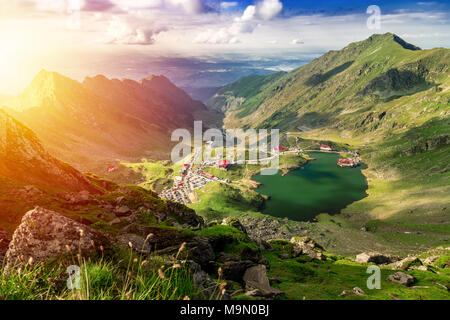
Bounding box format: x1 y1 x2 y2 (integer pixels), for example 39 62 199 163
5 207 109 267
290 236 325 261
243 265 284 298
107 218 121 226
222 217 247 234
387 272 415 287
117 234 151 254
392 256 422 270
356 252 399 265
245 289 263 297
193 270 229 300
188 238 216 267
279 253 290 259
353 287 367 296
219 261 256 282
423 256 439 265
340 287 367 297
115 206 132 217
0 227 10 262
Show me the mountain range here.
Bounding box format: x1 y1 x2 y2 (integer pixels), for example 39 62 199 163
1 71 215 171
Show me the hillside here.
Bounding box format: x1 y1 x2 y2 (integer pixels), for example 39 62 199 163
204 33 450 255
1 71 214 171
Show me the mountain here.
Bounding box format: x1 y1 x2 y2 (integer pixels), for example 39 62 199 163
206 72 286 114
210 33 450 249
0 109 97 193
214 33 448 134
2 71 212 169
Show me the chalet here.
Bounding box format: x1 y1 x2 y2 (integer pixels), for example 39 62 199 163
337 158 357 168
273 145 288 152
218 159 231 170
107 165 117 173
320 144 333 151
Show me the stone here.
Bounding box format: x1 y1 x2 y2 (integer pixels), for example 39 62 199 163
117 234 151 254
423 256 439 265
245 289 263 297
115 206 132 217
356 252 399 265
290 236 325 261
222 217 247 234
0 227 10 262
219 260 256 282
5 207 110 267
392 256 422 270
107 218 121 226
243 265 284 298
387 272 415 286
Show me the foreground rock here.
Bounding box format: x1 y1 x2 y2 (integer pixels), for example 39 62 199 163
356 252 399 265
387 272 415 286
5 207 110 267
0 227 9 262
243 265 284 298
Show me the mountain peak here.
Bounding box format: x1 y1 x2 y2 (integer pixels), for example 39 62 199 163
365 33 421 50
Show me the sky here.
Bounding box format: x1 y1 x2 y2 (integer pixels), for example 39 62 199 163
0 0 449 93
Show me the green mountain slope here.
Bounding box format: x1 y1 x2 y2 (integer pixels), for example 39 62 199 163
206 72 286 114
213 33 450 253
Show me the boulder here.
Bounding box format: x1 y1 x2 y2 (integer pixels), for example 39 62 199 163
0 227 10 262
115 206 132 217
219 260 256 282
5 207 110 267
356 252 399 265
290 236 325 261
387 272 415 287
222 217 247 234
391 256 422 270
117 234 151 254
243 265 284 298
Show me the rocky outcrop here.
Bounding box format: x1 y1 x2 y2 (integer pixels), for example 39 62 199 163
355 252 400 265
222 217 247 234
240 216 306 241
117 234 151 255
290 236 325 261
387 272 415 287
243 265 284 298
5 207 110 267
389 256 423 270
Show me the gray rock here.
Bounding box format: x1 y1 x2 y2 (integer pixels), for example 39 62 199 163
290 236 325 261
387 272 415 286
391 256 422 270
243 265 284 298
5 207 109 267
222 217 247 234
117 234 151 254
219 260 256 282
356 252 399 265
115 206 132 217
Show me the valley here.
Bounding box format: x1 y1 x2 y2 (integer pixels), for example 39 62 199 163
0 33 449 301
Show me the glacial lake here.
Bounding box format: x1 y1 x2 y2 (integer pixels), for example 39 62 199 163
252 152 368 221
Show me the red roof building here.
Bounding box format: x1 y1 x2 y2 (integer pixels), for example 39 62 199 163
107 165 117 173
320 144 333 151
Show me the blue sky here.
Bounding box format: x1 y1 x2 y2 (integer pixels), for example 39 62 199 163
0 0 449 93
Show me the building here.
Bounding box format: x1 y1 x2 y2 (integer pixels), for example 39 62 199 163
218 159 231 170
107 165 117 173
273 145 288 152
320 144 333 151
337 158 357 168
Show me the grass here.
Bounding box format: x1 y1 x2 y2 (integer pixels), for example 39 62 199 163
0 246 204 300
264 241 450 300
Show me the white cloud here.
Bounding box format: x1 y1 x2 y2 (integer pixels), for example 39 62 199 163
220 2 238 10
291 39 304 45
256 0 283 20
195 0 283 44
106 16 166 45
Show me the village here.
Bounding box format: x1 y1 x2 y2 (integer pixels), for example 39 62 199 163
158 143 361 205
